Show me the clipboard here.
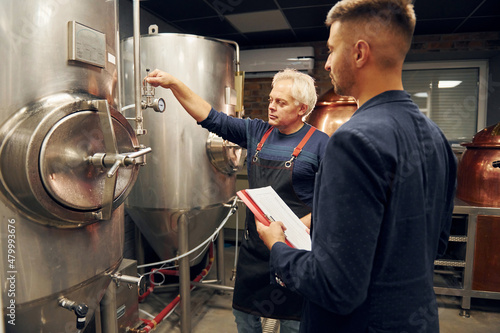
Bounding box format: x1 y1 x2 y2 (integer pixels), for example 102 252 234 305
237 186 311 250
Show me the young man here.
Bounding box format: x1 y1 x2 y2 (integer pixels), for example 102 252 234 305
256 1 458 332
146 68 329 333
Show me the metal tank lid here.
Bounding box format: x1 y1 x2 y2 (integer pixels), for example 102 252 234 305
462 122 500 148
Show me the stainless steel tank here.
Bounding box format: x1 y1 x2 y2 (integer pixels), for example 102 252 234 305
0 1 141 332
121 33 243 263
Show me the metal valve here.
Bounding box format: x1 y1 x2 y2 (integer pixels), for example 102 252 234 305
142 68 166 113
89 146 152 178
111 272 148 294
58 297 89 330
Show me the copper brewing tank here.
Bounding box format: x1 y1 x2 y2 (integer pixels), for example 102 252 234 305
305 88 358 136
456 122 500 207
456 122 500 292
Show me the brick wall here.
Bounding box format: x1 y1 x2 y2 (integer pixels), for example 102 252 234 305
411 32 500 53
242 31 500 121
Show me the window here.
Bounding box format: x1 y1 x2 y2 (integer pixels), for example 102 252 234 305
402 61 488 143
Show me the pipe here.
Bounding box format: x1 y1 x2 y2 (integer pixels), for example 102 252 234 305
231 201 240 281
216 227 225 285
100 280 118 333
179 214 191 333
213 38 244 116
190 281 234 292
133 0 145 135
131 244 215 333
214 39 241 72
138 268 179 302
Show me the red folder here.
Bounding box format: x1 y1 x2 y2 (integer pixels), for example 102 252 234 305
237 189 294 248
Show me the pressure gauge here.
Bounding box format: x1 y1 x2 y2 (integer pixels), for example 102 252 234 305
153 98 166 113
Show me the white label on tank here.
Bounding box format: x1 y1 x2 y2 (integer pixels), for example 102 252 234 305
108 52 116 65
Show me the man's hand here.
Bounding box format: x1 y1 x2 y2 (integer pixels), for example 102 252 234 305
144 69 178 89
300 213 311 235
255 219 287 250
143 68 211 122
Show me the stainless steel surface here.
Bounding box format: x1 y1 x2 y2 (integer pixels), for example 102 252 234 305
111 259 141 333
0 0 137 331
0 94 139 225
126 204 233 264
101 279 118 333
38 104 136 213
206 133 244 174
121 33 241 262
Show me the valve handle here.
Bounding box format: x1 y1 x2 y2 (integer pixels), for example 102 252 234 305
58 297 89 330
105 147 153 178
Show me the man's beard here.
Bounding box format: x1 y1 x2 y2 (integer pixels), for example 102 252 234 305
332 76 352 97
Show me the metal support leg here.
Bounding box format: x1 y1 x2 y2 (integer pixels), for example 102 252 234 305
460 213 477 318
179 214 191 333
134 224 146 275
100 280 118 333
217 228 226 285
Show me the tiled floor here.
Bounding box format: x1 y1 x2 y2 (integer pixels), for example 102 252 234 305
138 241 500 333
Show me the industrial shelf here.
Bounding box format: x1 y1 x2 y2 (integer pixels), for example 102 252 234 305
433 199 500 317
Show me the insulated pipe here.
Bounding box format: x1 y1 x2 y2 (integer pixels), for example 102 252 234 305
133 0 145 135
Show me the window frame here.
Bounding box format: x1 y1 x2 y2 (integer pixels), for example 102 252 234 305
402 60 489 134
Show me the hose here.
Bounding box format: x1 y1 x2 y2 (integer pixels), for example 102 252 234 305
137 196 238 269
131 243 215 333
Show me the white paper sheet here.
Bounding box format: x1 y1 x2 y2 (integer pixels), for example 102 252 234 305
245 186 311 251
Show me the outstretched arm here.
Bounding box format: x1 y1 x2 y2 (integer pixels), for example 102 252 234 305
146 69 211 122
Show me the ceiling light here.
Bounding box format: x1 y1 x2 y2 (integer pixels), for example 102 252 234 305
225 10 289 33
438 80 462 88
414 92 428 98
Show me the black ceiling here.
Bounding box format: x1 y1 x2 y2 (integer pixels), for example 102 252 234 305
139 0 500 48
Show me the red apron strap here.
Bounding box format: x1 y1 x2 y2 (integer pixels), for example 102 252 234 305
256 126 275 152
292 126 316 158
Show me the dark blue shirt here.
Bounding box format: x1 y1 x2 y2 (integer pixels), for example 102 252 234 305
269 91 457 332
199 108 329 206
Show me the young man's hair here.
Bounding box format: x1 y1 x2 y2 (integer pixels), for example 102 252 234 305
326 0 416 56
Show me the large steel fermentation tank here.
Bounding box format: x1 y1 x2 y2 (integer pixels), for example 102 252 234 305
121 33 242 264
0 1 141 332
